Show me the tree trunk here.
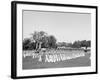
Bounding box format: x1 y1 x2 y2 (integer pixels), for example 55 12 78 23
39 42 42 50
85 46 88 52
85 46 87 50
36 42 38 50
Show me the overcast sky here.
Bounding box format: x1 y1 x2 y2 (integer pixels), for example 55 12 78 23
23 10 91 43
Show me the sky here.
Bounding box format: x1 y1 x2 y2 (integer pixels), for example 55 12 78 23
23 10 91 43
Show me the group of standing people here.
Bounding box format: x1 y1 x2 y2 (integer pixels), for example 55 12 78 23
23 50 85 63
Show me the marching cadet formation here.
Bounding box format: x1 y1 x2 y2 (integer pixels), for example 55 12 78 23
44 52 85 62
23 49 85 63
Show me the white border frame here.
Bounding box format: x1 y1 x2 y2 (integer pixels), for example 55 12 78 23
16 3 96 77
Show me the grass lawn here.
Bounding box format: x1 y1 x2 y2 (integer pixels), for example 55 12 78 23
23 52 90 69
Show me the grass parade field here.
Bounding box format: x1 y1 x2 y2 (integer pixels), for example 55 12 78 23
23 49 91 69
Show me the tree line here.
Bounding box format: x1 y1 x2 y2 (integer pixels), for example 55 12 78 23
57 40 91 49
23 31 91 50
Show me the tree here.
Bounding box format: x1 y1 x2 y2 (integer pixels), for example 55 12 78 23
23 31 58 51
87 40 91 47
28 42 36 50
72 41 81 48
47 35 57 48
41 36 49 48
23 38 31 50
31 31 47 50
67 43 73 47
57 42 67 47
80 40 91 49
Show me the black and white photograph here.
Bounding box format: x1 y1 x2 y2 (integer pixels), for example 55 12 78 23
11 1 97 79
23 10 91 69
